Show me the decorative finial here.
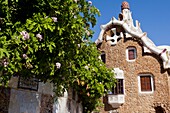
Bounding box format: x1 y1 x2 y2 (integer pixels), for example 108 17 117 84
121 1 130 10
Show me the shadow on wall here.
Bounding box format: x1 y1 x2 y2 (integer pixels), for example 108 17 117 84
103 96 118 111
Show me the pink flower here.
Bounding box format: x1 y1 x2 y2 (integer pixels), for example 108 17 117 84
3 59 9 67
20 31 30 40
23 54 28 59
56 62 61 69
51 17 58 22
36 33 43 41
87 92 90 96
88 1 92 5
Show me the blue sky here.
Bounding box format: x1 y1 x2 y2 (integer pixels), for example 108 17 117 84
91 0 170 46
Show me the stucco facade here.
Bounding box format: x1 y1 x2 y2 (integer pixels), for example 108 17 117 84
96 1 170 113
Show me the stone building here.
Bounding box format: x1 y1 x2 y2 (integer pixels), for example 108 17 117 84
96 1 170 113
0 76 83 113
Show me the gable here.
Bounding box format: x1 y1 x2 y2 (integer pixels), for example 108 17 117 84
96 1 170 70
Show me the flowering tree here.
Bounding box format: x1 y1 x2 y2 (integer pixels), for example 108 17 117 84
0 0 115 112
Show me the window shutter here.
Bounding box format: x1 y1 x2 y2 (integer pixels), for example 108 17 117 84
140 76 152 91
140 76 145 91
128 49 135 60
145 76 151 91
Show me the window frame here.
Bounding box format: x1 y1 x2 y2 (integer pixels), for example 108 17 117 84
109 68 125 95
126 47 137 62
100 51 106 63
138 74 154 94
112 79 124 95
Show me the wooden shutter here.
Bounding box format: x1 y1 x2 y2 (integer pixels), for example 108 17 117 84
140 76 152 91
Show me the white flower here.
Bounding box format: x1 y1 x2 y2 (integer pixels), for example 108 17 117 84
88 1 92 5
74 0 78 3
74 15 77 18
83 39 88 43
78 44 80 48
56 62 61 69
22 54 28 59
52 17 58 22
36 33 43 41
98 56 101 60
20 31 29 40
85 30 90 36
84 65 89 70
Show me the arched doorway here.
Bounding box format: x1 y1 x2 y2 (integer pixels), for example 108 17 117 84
155 106 166 113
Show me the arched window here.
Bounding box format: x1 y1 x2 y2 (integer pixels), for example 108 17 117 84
155 106 166 113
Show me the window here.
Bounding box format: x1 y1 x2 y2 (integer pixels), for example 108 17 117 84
126 47 137 61
140 76 151 91
112 79 124 94
109 68 124 95
100 51 106 63
128 49 135 60
138 74 154 93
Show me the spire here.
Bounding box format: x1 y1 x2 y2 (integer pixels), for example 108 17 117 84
121 1 130 10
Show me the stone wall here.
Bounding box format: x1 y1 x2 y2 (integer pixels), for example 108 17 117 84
40 94 53 113
98 29 170 113
0 86 10 113
7 77 54 113
8 89 41 113
0 77 83 113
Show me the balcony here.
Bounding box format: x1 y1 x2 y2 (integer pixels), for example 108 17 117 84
108 94 125 108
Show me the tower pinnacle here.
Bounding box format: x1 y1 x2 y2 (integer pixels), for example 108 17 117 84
121 1 130 10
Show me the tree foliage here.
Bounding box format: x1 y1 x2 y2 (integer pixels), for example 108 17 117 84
0 0 115 112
